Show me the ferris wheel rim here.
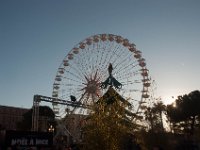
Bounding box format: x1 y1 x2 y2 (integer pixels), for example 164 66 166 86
52 33 151 117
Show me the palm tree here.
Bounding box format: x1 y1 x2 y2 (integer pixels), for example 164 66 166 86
153 101 166 132
144 106 155 131
144 100 166 132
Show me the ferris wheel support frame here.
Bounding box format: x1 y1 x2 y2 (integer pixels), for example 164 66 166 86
31 94 85 132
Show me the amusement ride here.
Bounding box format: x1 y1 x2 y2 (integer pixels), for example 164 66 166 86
32 34 153 143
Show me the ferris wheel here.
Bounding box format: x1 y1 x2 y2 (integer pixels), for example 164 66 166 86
52 34 151 118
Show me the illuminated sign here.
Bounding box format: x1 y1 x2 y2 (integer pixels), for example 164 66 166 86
5 130 53 147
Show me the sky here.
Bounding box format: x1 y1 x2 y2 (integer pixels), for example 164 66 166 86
0 0 200 109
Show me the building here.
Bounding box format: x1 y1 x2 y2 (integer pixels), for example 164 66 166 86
0 105 29 130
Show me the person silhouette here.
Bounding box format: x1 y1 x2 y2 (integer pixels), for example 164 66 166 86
108 63 113 76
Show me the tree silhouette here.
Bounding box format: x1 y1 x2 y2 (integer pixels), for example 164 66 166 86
144 100 166 132
166 90 200 135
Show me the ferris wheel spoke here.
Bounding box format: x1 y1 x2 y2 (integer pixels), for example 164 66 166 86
101 43 120 69
90 44 101 74
114 53 136 72
96 48 107 72
68 61 88 80
63 83 84 88
115 63 139 78
121 80 142 85
96 49 107 73
120 86 141 92
92 47 107 74
70 58 88 77
87 48 96 73
110 45 128 66
63 77 84 85
77 91 87 104
95 42 105 70
117 70 141 80
99 42 114 69
97 50 107 73
121 84 141 88
107 45 122 65
78 47 91 74
64 70 84 83
71 92 88 113
71 60 84 78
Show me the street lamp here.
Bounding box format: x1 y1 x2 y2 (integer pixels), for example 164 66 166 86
48 125 54 133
